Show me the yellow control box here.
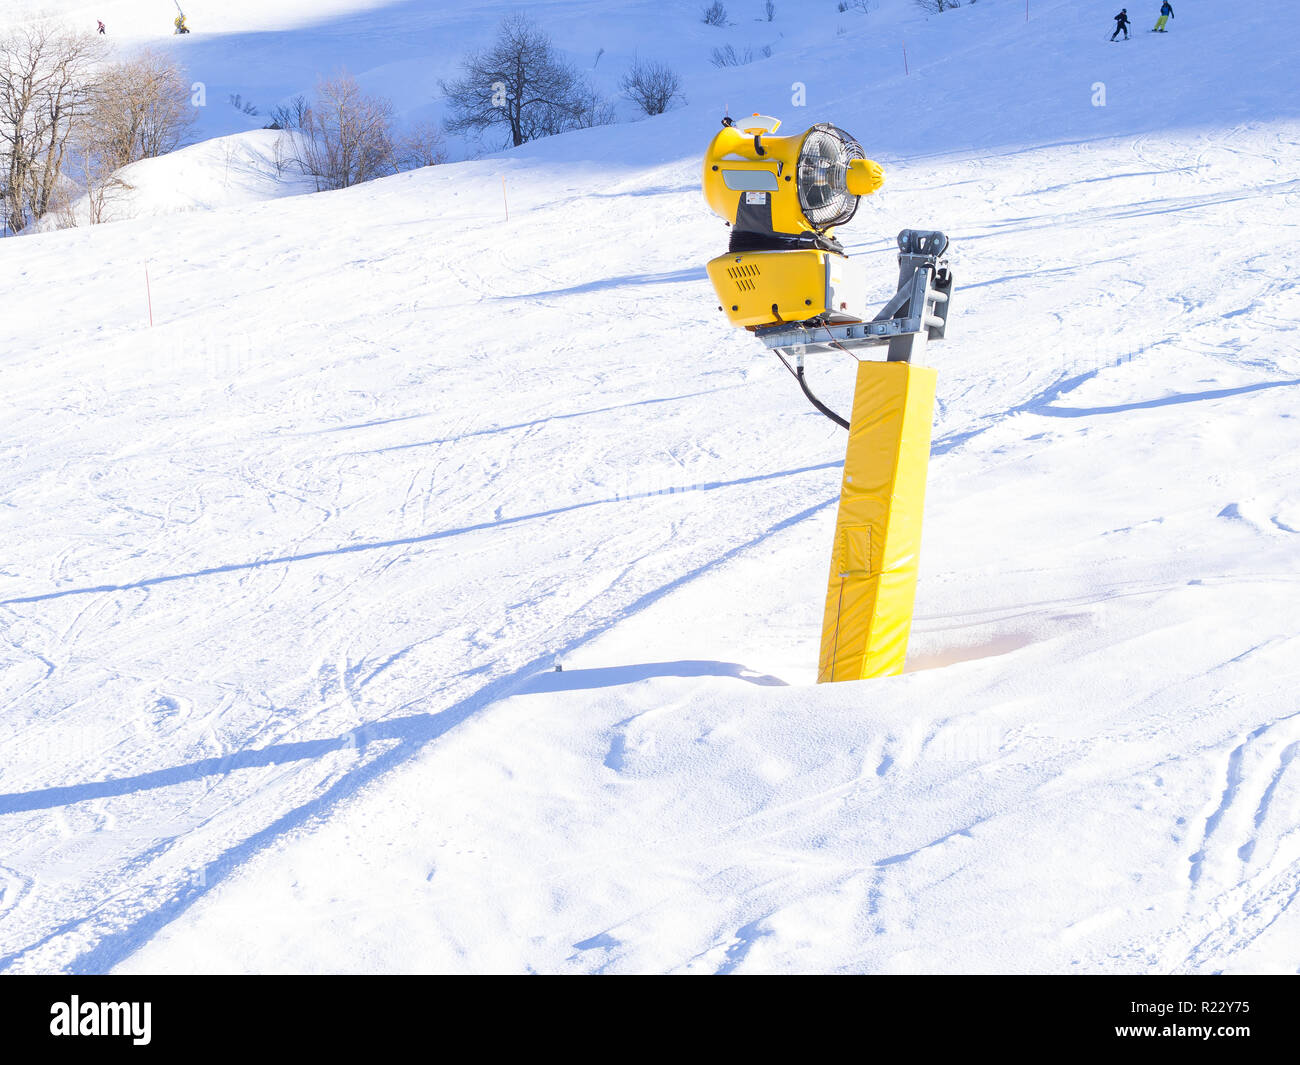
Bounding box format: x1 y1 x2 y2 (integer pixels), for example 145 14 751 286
706 249 830 329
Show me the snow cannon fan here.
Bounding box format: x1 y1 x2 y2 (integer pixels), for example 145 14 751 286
702 114 957 683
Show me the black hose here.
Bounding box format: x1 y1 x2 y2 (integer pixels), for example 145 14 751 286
796 364 850 430
774 349 849 430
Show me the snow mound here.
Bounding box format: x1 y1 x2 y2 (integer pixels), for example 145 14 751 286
72 130 316 226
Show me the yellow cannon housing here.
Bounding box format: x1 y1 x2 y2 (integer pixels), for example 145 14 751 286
702 114 956 684
703 115 884 330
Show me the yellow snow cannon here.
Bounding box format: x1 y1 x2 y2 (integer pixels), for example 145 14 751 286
702 114 884 330
702 114 955 684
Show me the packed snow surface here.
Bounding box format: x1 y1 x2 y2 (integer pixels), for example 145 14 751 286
2 0 1299 973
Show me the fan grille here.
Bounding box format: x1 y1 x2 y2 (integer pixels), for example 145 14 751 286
797 124 865 230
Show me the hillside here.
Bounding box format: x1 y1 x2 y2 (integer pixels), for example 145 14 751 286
2 0 1299 974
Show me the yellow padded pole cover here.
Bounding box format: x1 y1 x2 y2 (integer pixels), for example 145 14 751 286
818 361 937 682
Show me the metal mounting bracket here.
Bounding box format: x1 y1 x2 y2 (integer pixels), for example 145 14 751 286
755 229 954 363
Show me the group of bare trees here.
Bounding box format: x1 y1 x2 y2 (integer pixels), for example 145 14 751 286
1 12 686 231
266 79 447 191
1 22 101 232
257 13 686 191
267 13 661 192
262 12 691 176
0 21 195 232
441 14 683 148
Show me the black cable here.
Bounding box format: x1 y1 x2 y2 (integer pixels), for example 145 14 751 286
774 349 849 430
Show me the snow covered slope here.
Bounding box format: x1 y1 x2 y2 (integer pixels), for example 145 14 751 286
2 0 1299 973
48 130 318 227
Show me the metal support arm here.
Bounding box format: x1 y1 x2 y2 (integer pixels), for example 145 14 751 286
755 229 954 362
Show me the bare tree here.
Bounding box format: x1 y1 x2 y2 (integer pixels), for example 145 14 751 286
72 132 133 225
567 82 617 129
297 72 397 190
395 119 448 170
49 184 79 228
228 92 259 116
220 140 239 189
267 93 310 131
442 14 612 149
764 0 776 21
619 59 682 116
702 2 728 25
710 44 754 67
83 50 197 174
270 130 295 178
913 0 960 12
0 22 106 232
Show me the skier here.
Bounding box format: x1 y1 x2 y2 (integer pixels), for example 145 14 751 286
96 19 105 34
174 14 190 34
1111 9 1131 40
1154 1 1174 32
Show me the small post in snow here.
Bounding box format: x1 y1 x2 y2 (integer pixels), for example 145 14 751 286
145 263 154 327
501 175 509 222
903 40 909 76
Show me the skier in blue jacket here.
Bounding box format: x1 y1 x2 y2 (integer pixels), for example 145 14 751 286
1111 9 1131 40
1154 2 1174 32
